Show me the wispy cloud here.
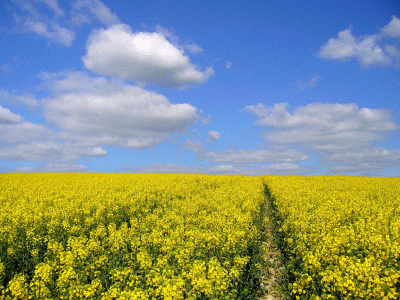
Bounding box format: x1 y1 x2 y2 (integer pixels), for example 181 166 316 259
14 163 91 173
0 56 22 74
0 142 106 162
10 0 120 46
181 139 207 153
294 76 321 92
123 163 316 176
206 130 221 143
70 0 120 26
25 20 75 46
11 0 74 46
185 43 204 54
204 148 307 164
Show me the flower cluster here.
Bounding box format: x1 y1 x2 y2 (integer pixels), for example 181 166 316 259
262 175 400 300
0 173 266 299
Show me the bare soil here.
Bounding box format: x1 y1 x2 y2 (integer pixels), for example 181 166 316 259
257 195 287 300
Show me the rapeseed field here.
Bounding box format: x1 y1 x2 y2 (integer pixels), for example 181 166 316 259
262 175 400 300
1 173 400 299
0 173 266 299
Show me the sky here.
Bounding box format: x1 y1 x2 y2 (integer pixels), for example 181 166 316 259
0 0 400 176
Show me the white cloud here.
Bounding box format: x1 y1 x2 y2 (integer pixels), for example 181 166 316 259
323 147 400 174
42 71 199 149
0 89 39 108
0 105 23 124
13 0 43 18
206 163 315 176
318 16 400 68
126 163 204 174
226 61 232 69
70 13 90 26
206 130 221 143
185 43 203 54
40 0 65 17
39 70 125 94
385 44 400 67
0 121 55 144
11 0 75 46
208 165 235 173
318 29 390 67
0 56 22 74
35 163 90 172
13 163 91 173
71 0 120 25
294 76 321 92
245 102 398 150
14 167 35 172
11 0 120 47
0 141 106 162
181 139 206 153
204 148 308 164
82 24 214 88
125 163 316 176
24 20 75 46
2 70 199 163
381 15 400 38
244 102 400 175
199 112 211 126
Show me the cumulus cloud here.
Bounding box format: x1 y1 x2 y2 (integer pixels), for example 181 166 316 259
0 121 55 144
1 69 201 165
318 30 390 67
206 130 221 143
42 71 199 149
244 102 400 175
0 105 23 124
318 16 400 68
381 15 400 38
204 148 308 164
323 148 400 174
245 102 398 150
39 70 125 94
82 24 214 88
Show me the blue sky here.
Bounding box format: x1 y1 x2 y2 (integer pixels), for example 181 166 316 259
0 0 399 176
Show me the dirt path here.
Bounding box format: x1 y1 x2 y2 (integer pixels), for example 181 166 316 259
257 195 287 300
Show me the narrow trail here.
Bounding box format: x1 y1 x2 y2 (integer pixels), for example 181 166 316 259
257 194 287 300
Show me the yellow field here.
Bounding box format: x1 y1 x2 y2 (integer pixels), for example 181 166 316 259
261 175 400 300
2 173 400 299
0 173 266 299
